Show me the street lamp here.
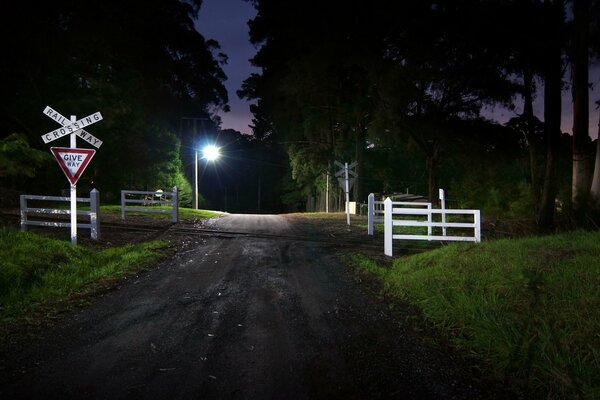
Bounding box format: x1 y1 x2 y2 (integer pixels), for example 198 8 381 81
193 144 220 210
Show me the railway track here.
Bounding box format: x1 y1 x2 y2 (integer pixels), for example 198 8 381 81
1 211 439 254
106 222 437 254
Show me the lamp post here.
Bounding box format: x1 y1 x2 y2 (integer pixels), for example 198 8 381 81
193 144 220 210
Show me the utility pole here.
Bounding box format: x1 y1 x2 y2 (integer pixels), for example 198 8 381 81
181 117 209 210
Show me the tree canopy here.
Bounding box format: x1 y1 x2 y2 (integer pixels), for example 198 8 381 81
242 0 600 226
1 0 228 201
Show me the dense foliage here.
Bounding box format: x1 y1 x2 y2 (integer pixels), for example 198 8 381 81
242 0 600 226
0 0 228 204
2 0 599 221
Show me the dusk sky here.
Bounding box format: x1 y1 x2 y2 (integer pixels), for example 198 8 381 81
195 0 258 135
196 0 600 139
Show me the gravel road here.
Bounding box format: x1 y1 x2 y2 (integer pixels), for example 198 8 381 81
0 214 508 399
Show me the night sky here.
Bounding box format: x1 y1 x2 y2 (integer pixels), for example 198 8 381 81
196 0 600 139
195 0 258 135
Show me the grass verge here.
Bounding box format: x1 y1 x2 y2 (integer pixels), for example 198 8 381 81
0 227 169 326
351 230 600 399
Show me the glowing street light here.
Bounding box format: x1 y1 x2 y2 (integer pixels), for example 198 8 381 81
193 144 220 210
202 144 220 161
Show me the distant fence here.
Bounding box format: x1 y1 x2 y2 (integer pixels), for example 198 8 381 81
382 197 481 257
367 193 432 236
20 189 100 239
120 186 178 223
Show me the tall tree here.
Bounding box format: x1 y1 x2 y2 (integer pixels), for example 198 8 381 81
587 0 600 198
538 0 567 230
571 0 591 210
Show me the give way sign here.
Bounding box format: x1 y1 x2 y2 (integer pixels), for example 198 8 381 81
50 147 96 185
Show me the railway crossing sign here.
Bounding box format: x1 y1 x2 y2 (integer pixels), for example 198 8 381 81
41 105 104 246
50 147 96 185
335 161 357 191
335 160 357 226
42 106 103 148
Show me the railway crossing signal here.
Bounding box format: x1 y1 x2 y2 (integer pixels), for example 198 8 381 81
335 160 357 226
41 106 103 245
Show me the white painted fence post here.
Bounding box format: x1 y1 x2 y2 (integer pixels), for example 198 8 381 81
384 197 393 257
427 203 432 239
90 188 100 239
439 188 447 236
474 210 481 242
20 195 27 232
120 190 125 220
172 186 178 223
368 193 374 236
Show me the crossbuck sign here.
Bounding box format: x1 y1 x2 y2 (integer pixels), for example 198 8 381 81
335 160 357 226
41 106 104 245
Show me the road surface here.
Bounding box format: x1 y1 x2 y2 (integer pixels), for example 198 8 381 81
0 214 506 399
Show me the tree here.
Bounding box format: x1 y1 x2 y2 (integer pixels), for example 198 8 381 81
0 0 229 198
538 0 567 230
0 134 51 184
571 0 591 210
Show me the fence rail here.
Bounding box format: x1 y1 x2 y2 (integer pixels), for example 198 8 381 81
382 197 481 257
20 189 100 239
367 193 432 236
120 186 178 222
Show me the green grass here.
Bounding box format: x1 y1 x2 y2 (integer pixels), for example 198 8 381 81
0 227 169 323
351 230 600 399
100 205 224 220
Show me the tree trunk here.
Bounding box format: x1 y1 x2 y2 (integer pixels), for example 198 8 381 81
571 0 591 210
353 122 366 203
590 107 600 198
425 140 439 203
537 19 563 230
522 68 542 206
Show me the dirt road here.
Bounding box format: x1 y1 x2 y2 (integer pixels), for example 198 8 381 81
1 214 504 399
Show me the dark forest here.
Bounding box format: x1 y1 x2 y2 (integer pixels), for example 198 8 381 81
1 0 600 229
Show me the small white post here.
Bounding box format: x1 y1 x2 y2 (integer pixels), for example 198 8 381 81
90 188 100 240
439 188 446 237
20 195 27 232
344 162 350 226
427 203 432 239
172 186 179 223
384 197 393 257
474 210 481 242
368 193 374 236
69 115 77 246
120 190 126 220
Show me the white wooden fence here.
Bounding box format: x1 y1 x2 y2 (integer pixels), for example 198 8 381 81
20 189 100 239
367 193 432 236
121 186 178 222
383 197 481 257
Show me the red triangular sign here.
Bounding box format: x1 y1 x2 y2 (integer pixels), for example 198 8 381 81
50 147 96 185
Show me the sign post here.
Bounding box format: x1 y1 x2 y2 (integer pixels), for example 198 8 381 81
335 160 357 226
41 107 103 246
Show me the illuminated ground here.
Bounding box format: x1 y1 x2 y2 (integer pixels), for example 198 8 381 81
0 214 512 399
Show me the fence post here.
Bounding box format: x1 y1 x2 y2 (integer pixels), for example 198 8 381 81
439 188 447 236
368 193 374 236
384 197 393 257
427 203 432 239
20 195 27 232
474 210 481 243
90 189 100 240
120 190 125 221
172 186 178 223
